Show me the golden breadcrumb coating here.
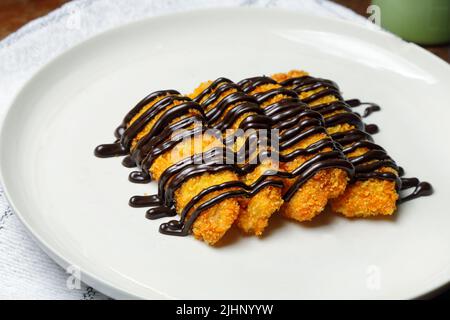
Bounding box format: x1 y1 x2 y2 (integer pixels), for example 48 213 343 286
271 70 309 82
272 70 399 218
189 82 284 236
330 178 398 217
281 170 331 221
238 159 284 235
129 98 240 245
162 134 241 245
237 186 283 235
149 132 221 180
128 94 169 125
174 170 241 245
325 167 350 199
247 82 348 222
188 81 213 101
330 147 398 217
130 99 200 150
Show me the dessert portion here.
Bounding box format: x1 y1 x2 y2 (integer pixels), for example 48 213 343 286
189 78 284 235
95 90 243 245
94 70 433 245
237 77 352 221
271 70 433 217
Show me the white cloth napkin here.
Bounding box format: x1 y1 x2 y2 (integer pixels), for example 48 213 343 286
0 0 370 300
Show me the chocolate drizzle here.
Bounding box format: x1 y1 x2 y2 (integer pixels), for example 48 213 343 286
128 170 151 184
94 87 287 236
263 74 432 201
345 99 381 118
399 179 433 203
94 89 184 162
262 75 399 184
209 77 355 201
94 74 433 238
398 171 434 204
94 143 127 158
121 156 136 168
129 195 158 207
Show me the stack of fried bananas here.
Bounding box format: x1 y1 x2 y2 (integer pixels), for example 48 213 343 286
237 76 351 221
98 69 410 246
271 70 400 217
120 90 242 245
189 78 284 236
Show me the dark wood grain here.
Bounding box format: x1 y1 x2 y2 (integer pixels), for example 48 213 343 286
0 0 69 40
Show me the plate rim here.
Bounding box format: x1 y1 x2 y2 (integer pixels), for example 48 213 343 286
0 7 449 300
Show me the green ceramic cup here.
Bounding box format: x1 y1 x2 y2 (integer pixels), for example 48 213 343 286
371 0 450 45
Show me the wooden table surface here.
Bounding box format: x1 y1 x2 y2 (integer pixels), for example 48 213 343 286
0 0 449 300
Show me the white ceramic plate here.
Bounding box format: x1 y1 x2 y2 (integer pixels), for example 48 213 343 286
1 8 449 300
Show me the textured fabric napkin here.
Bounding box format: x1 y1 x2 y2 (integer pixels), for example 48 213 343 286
0 0 371 300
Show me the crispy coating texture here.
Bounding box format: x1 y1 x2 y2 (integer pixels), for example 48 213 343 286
149 131 221 180
280 133 348 221
331 178 397 217
281 168 348 222
129 99 240 245
174 170 241 244
272 70 399 217
239 159 284 235
331 148 398 217
281 170 340 221
152 132 241 244
129 95 178 149
237 186 283 235
190 82 284 235
247 83 348 222
188 81 213 101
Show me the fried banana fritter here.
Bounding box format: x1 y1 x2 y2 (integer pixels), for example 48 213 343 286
190 79 284 235
239 80 349 222
272 70 399 217
126 91 242 245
